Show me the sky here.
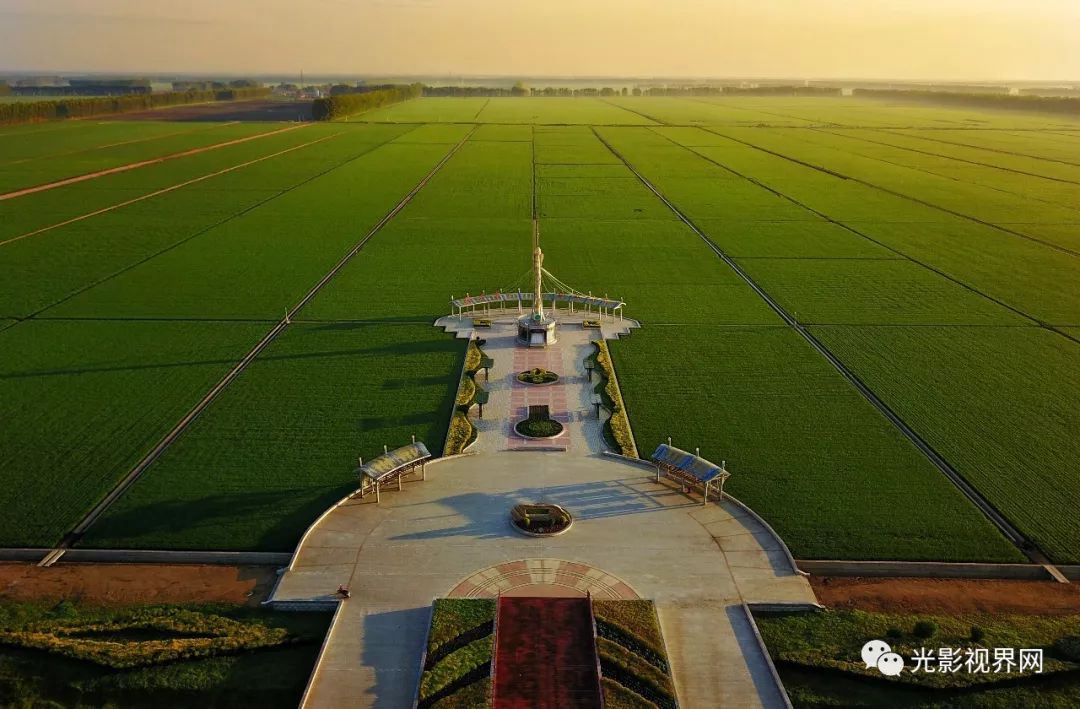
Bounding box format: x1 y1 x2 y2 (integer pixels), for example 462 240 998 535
1 0 1078 81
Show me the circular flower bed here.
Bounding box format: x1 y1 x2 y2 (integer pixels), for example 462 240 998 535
516 367 559 385
511 503 573 536
514 417 564 438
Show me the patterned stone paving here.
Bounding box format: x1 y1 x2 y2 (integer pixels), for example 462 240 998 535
448 558 639 599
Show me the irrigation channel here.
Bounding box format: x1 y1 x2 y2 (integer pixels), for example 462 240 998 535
591 127 1069 584
36 126 480 568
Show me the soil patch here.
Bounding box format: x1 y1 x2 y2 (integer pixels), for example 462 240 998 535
0 563 276 606
811 576 1080 615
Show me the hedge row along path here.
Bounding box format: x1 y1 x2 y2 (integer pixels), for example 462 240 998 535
0 122 307 202
589 127 1068 584
36 126 478 568
0 130 341 248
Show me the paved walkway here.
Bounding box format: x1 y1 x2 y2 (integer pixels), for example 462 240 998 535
271 309 817 707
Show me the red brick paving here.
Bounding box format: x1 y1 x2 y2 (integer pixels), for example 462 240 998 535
493 597 601 709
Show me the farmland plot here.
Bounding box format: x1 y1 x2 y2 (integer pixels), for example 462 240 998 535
542 127 1017 560
0 319 268 547
651 128 1080 324
813 326 1080 564
609 328 1021 561
1 126 416 318
474 97 656 125
0 121 221 163
0 124 344 243
739 259 1028 326
84 324 464 551
0 122 281 193
46 140 455 320
83 132 532 549
710 127 1080 246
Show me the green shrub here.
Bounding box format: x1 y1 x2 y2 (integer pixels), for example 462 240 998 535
970 625 986 643
444 413 474 455
913 620 938 639
593 341 638 457
886 627 904 640
456 376 476 407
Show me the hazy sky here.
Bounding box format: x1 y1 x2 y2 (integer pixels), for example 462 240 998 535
1 0 1078 80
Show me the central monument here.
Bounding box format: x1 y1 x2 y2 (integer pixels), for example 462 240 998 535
517 247 558 347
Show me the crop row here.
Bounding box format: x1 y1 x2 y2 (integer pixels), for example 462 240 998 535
600 125 1079 563
0 127 461 548
86 129 532 550
0 121 280 193
544 126 1019 561
814 326 1080 564
651 126 1080 325
1 126 418 319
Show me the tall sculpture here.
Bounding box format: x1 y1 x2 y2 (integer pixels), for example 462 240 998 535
517 247 558 347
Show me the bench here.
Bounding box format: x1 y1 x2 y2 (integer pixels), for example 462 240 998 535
651 443 730 505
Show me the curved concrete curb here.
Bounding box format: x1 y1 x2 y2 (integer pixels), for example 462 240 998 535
283 452 478 573
796 559 1054 580
725 494 808 578
599 451 806 577
739 602 794 709
601 450 652 467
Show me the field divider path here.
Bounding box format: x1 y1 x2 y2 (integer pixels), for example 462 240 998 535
2 121 240 167
877 128 1080 169
20 127 415 319
0 130 339 249
591 126 1067 582
702 127 1080 259
642 126 1047 330
816 128 1080 188
36 126 477 568
0 122 307 202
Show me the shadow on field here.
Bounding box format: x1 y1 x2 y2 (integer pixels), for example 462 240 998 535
84 485 356 552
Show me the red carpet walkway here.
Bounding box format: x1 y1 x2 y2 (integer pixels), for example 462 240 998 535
493 597 602 709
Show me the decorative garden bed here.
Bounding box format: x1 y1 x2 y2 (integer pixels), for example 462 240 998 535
514 404 564 439
510 503 573 537
516 367 559 385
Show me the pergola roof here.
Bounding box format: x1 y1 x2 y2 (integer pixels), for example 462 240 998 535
358 442 431 483
651 444 727 483
452 292 623 310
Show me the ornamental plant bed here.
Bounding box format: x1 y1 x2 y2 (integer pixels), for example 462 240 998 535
516 367 559 385
514 404 564 439
510 503 573 536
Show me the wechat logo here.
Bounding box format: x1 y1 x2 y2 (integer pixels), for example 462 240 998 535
862 639 905 677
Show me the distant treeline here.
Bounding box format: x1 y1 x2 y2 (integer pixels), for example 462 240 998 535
0 86 270 125
311 83 423 120
419 85 839 98
644 85 839 96
854 88 1080 115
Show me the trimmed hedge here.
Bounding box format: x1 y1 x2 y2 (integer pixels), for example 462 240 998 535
427 599 496 657
0 87 270 125
601 676 659 709
311 84 422 120
419 600 495 708
592 341 638 457
598 638 677 709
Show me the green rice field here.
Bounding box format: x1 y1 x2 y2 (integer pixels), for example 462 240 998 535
2 96 1078 564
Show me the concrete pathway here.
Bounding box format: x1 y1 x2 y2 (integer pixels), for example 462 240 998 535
271 309 816 707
